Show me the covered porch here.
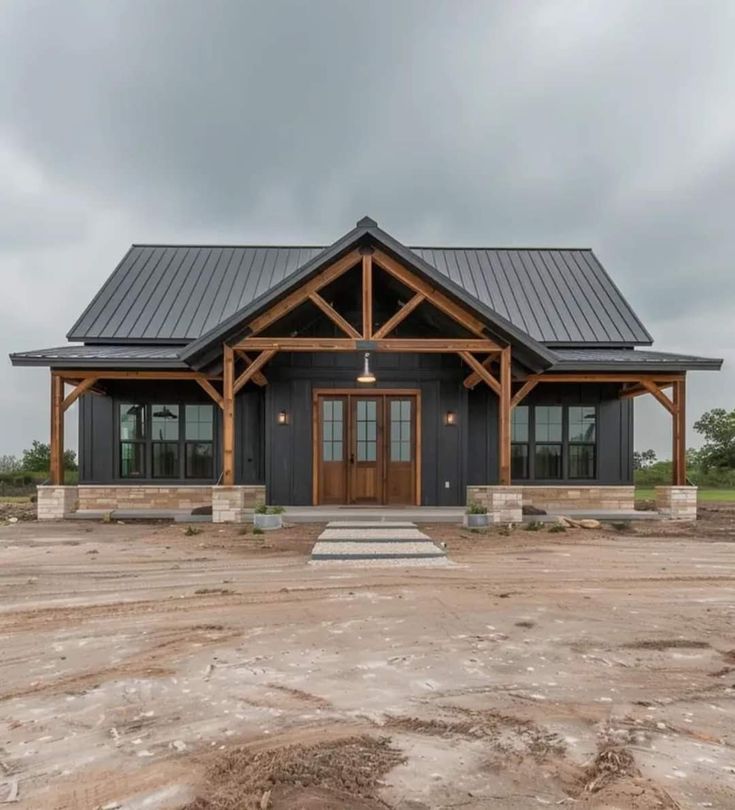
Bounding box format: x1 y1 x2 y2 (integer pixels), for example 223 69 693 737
33 240 697 521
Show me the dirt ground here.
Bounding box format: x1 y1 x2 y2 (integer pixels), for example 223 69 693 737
1 508 734 809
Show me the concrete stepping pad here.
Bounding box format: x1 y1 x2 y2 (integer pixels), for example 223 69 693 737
318 528 429 541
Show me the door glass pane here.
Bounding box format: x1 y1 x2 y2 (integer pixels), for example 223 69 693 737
322 399 343 462
390 399 412 462
152 404 179 440
356 399 377 462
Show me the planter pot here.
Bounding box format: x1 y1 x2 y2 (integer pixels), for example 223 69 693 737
253 513 283 530
463 513 489 528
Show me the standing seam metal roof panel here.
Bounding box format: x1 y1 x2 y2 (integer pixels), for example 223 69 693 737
67 244 652 345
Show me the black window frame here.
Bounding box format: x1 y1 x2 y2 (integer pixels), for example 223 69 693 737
509 403 599 483
567 405 597 480
511 404 530 480
115 399 217 482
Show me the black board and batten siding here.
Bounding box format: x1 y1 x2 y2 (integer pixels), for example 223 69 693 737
78 353 633 504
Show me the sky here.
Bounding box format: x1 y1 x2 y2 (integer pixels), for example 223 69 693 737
1 0 733 461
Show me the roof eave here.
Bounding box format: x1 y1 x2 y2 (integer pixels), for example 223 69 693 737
9 353 189 370
548 359 724 372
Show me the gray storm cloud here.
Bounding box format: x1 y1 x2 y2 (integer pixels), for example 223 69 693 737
1 0 733 457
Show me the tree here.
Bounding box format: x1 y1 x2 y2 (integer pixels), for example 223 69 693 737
21 441 77 473
633 448 657 470
693 408 735 471
0 454 21 473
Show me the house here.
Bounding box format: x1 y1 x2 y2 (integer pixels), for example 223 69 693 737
10 217 722 521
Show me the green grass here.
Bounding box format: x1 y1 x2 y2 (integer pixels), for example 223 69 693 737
0 495 32 504
635 488 735 502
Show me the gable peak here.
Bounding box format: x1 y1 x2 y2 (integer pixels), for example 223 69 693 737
356 215 378 229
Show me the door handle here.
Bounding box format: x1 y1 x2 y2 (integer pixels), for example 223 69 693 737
350 453 355 464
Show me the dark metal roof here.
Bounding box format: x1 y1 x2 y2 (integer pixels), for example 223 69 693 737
67 230 651 346
549 348 723 372
9 344 187 368
412 247 652 346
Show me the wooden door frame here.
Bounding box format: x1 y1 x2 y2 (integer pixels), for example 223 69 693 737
312 388 422 506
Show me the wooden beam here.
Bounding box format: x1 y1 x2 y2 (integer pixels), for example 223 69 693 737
528 373 685 384
499 347 512 485
362 252 373 338
673 378 686 485
372 249 493 340
234 351 268 386
619 381 674 400
373 293 425 339
458 352 501 395
196 378 224 410
510 379 538 409
233 337 502 353
640 379 676 415
222 344 235 485
309 292 362 338
61 377 98 412
463 355 500 390
233 349 277 395
247 249 361 336
50 373 64 485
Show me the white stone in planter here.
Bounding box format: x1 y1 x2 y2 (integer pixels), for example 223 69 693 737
253 513 283 530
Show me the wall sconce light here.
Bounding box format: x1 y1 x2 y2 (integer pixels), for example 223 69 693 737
444 411 457 426
277 410 289 425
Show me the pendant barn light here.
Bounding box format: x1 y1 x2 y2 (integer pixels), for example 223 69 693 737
356 352 376 384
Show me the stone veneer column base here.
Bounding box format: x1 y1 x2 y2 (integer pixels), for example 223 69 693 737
466 486 523 524
37 485 79 520
212 485 266 523
655 486 697 520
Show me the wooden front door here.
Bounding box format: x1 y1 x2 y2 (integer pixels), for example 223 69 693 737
314 390 419 505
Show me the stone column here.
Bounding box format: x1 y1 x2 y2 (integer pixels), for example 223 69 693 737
655 486 697 520
212 485 266 523
37 485 79 521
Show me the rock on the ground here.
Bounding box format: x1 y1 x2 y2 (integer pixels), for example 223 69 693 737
579 519 602 529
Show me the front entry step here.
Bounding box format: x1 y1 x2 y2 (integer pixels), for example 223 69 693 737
309 521 448 566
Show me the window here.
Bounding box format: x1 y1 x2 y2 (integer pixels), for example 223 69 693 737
390 400 412 462
117 401 215 479
511 406 529 479
119 404 146 478
322 399 344 462
534 405 562 479
185 404 214 478
568 406 596 479
151 404 179 478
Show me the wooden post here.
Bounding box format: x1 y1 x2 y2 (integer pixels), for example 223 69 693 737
362 251 373 338
222 344 235 485
673 377 686 485
499 347 511 485
50 373 64 485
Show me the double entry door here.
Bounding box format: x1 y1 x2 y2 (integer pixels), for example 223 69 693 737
315 390 419 505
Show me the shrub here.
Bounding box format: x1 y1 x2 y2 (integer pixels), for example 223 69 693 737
548 523 566 533
466 500 487 515
184 525 202 536
526 521 544 531
254 503 285 515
